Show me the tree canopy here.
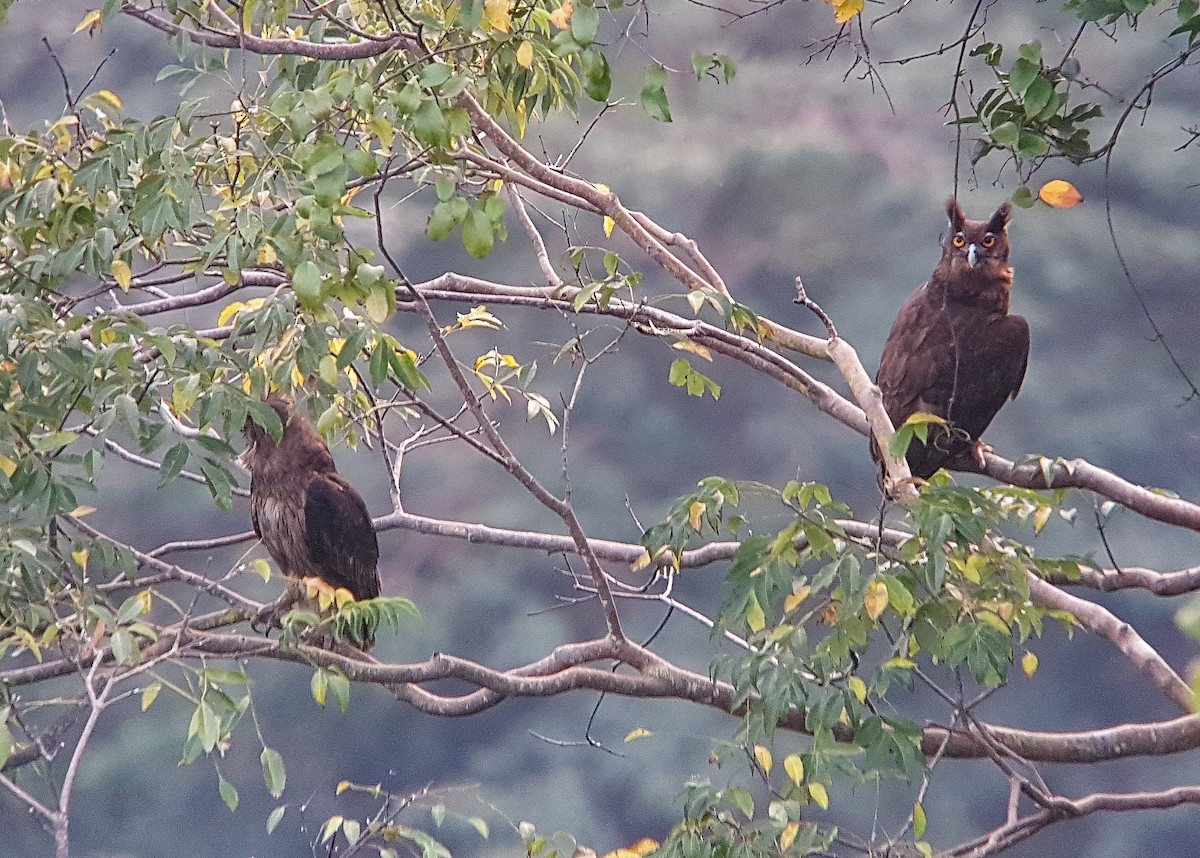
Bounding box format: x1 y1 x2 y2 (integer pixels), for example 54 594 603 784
2 1 1200 856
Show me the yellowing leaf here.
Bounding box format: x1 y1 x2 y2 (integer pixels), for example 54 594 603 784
628 839 658 857
1033 503 1052 534
624 727 653 742
783 753 804 786
753 744 772 773
671 339 713 361
72 547 89 570
1038 179 1083 208
686 289 705 314
252 558 273 582
687 500 705 532
783 585 811 614
603 215 616 237
746 591 766 633
1022 650 1039 678
516 41 535 69
74 10 102 34
847 675 867 704
864 578 888 621
483 0 512 32
779 821 799 852
0 453 19 478
111 258 132 292
257 243 279 265
549 1 574 29
914 802 927 838
826 0 864 24
630 549 653 573
141 680 162 711
807 781 830 810
336 780 353 795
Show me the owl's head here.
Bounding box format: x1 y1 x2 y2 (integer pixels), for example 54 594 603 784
942 197 1011 269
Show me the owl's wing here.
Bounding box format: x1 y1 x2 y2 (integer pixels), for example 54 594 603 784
303 472 381 601
875 283 960 427
949 314 1030 439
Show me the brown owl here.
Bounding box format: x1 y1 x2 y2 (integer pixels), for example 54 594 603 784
241 397 382 633
872 198 1030 479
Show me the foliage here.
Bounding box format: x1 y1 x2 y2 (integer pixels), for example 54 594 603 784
1 1 1198 857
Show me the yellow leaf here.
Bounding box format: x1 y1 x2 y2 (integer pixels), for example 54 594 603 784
913 802 927 838
74 10 102 34
218 301 247 326
784 585 811 614
686 289 705 315
603 215 616 237
549 0 574 29
0 454 18 479
1038 179 1083 208
779 821 799 852
847 675 867 704
624 727 653 742
1033 504 1052 534
630 549 653 573
257 243 279 265
629 839 658 857
1022 650 1039 678
135 589 153 615
687 500 705 532
783 753 804 786
826 0 864 24
516 41 535 69
671 340 713 361
72 547 89 570
111 258 132 292
753 744 773 774
91 89 124 112
807 781 829 810
483 0 512 32
864 578 888 621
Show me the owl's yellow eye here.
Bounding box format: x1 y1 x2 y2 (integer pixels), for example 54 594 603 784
981 235 996 248
952 234 966 248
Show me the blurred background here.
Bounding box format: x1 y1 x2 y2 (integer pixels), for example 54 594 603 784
2 1 1199 855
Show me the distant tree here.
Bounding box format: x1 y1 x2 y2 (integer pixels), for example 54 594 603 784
2 1 1199 857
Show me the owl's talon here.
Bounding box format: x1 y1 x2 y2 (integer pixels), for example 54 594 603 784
251 601 285 634
972 440 994 469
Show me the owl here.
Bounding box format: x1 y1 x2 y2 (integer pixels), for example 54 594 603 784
872 198 1030 479
242 397 382 637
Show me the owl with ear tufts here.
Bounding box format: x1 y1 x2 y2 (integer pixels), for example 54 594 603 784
872 198 1030 481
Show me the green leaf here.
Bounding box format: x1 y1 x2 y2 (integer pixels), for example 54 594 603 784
461 207 495 259
990 120 1020 148
1017 131 1050 158
412 99 450 148
219 773 240 812
1008 57 1040 95
640 64 672 122
267 804 287 834
571 3 600 48
159 442 189 486
580 48 612 101
261 747 287 798
1023 76 1053 117
292 260 323 310
0 720 11 771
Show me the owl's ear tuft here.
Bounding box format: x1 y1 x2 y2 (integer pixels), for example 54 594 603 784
987 202 1013 233
945 197 966 231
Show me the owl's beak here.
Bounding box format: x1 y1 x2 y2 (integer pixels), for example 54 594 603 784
966 244 979 267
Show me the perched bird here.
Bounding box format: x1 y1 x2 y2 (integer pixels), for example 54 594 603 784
873 198 1030 480
241 397 381 632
